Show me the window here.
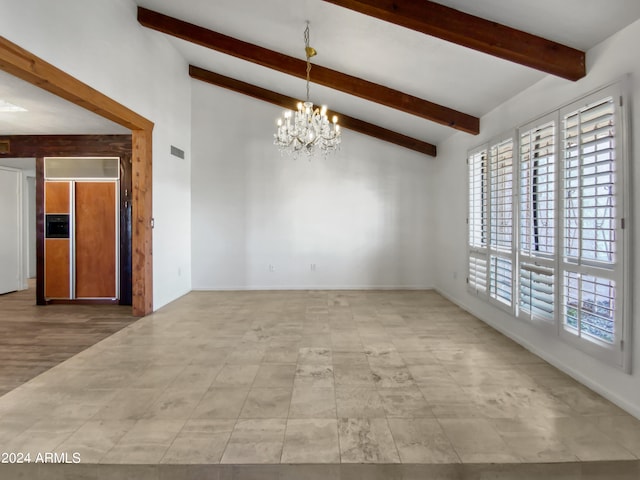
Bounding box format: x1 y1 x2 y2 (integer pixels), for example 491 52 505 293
468 82 629 370
519 117 556 323
468 149 488 294
468 137 514 308
559 91 626 366
489 138 514 306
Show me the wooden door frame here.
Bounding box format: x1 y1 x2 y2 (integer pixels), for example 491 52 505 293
0 36 154 316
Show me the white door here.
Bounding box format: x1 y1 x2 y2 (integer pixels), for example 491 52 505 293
0 167 21 294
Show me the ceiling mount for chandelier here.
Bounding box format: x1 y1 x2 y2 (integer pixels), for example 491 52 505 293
273 22 341 158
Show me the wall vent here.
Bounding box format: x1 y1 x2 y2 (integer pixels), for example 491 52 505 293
170 145 185 159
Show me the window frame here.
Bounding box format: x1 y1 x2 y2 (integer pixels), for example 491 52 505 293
467 132 517 315
467 80 632 372
556 83 630 369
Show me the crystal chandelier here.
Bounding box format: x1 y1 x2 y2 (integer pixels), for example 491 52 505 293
274 22 341 158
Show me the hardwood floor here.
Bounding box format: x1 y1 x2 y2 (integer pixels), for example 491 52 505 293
0 280 136 397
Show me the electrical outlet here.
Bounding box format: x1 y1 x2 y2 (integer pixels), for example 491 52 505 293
310 263 316 271
269 264 275 272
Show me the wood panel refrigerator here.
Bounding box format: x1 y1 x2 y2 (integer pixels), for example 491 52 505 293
43 157 119 302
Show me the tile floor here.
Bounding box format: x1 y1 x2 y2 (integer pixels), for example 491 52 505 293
0 290 639 479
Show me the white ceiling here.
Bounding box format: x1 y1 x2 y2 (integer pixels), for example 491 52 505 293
0 69 127 135
2 0 640 147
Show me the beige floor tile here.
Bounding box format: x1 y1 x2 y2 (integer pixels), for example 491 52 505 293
167 364 222 392
220 419 286 464
490 418 578 462
212 364 260 387
438 418 520 463
240 388 292 419
252 364 296 388
552 417 636 461
91 388 165 420
391 338 432 352
263 346 300 364
2 418 84 458
594 415 640 457
161 419 236 463
332 352 369 366
463 385 573 419
387 418 460 463
367 353 407 369
293 364 334 389
333 364 377 387
101 419 185 463
331 339 364 353
298 347 332 365
548 384 630 416
289 387 336 418
406 364 452 384
281 419 340 463
56 420 136 463
299 334 332 347
191 386 249 419
338 418 400 463
369 366 415 388
378 387 432 418
444 364 535 388
132 365 186 390
336 387 386 418
225 347 266 365
141 387 207 420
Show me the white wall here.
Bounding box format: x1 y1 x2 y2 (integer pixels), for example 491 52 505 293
191 80 434 290
433 18 640 418
0 0 192 309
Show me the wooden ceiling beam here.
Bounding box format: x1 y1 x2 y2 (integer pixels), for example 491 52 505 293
138 7 479 135
190 65 437 157
321 0 585 81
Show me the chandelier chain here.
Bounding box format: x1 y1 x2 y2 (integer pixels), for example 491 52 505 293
304 23 311 102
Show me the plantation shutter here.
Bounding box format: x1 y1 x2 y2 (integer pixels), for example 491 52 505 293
488 138 514 306
518 118 556 322
560 89 624 364
468 148 489 295
563 97 617 265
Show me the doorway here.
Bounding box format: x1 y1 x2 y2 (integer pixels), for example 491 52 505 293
0 36 154 315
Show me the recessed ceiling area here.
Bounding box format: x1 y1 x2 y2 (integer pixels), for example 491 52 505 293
0 69 128 135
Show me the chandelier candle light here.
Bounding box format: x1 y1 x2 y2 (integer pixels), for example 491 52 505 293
274 22 341 158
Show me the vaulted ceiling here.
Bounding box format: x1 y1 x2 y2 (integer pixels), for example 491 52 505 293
135 0 640 156
3 1 640 155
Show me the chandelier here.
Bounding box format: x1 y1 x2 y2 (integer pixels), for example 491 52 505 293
274 22 341 158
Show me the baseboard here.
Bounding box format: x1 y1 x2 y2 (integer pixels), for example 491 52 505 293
192 285 434 291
